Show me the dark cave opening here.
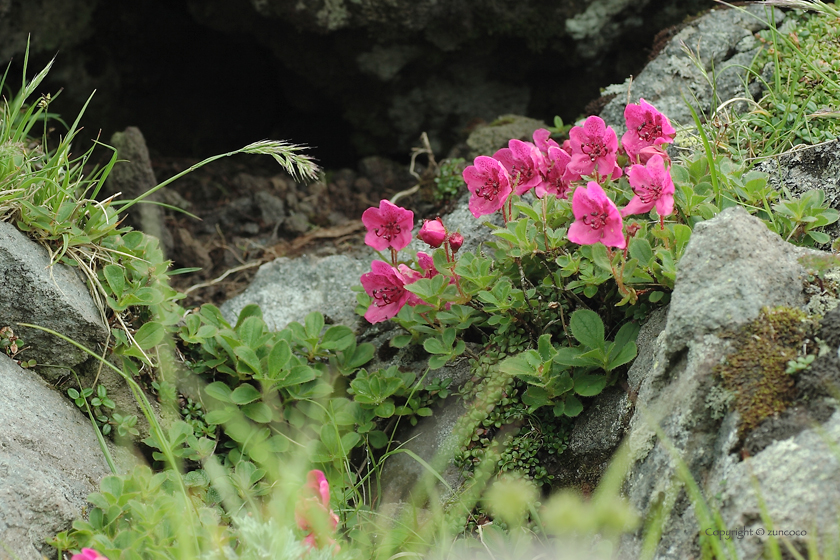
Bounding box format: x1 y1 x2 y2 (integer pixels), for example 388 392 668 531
8 0 712 172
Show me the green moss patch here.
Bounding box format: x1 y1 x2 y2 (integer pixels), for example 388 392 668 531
716 306 818 436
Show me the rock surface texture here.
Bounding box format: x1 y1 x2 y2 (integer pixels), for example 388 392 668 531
617 206 837 559
220 254 374 331
0 220 109 382
600 5 784 136
0 354 112 560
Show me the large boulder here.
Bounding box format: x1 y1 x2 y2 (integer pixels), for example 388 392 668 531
600 5 785 135
0 354 114 559
617 206 840 558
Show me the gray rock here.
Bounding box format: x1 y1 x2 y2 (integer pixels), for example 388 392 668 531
617 206 834 559
378 392 467 504
663 206 806 356
466 114 550 159
106 127 174 255
0 220 109 382
220 254 373 331
0 354 112 560
600 5 784 135
756 139 840 244
0 0 98 61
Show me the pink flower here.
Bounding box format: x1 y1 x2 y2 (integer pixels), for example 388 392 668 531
622 154 675 218
463 156 513 218
416 252 439 278
636 145 670 166
561 139 572 154
448 232 464 253
621 98 676 161
418 218 447 248
360 261 417 323
533 128 560 153
296 470 340 551
493 139 546 195
565 116 622 181
72 550 108 560
536 146 573 199
361 200 414 252
568 182 625 249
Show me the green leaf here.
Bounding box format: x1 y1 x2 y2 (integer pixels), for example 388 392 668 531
344 343 374 369
204 407 235 425
368 430 389 449
234 346 263 376
564 395 583 417
266 340 292 378
569 309 605 350
428 355 448 369
808 230 831 244
573 374 607 396
607 341 638 371
230 384 261 405
236 316 267 349
205 381 232 402
304 312 325 339
242 402 273 423
320 325 355 351
629 237 654 267
589 243 612 272
133 321 165 350
375 400 396 418
341 431 362 451
500 350 543 377
672 224 692 257
274 364 318 389
103 264 125 297
234 304 263 328
390 334 412 348
423 337 447 355
522 386 551 411
537 334 554 362
552 346 586 367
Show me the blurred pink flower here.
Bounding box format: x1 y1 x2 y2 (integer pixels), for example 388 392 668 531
360 261 417 323
362 200 414 251
621 98 676 161
568 181 625 249
296 470 340 552
622 154 675 218
494 139 546 195
566 116 622 181
72 549 108 560
463 156 513 218
418 218 447 248
536 146 573 199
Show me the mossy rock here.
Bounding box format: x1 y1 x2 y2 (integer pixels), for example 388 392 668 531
466 114 549 159
715 306 818 437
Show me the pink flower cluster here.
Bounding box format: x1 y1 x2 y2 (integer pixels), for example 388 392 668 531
360 201 463 323
462 99 677 250
72 549 108 560
296 469 340 551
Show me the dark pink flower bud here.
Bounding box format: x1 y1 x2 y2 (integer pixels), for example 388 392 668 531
448 232 464 253
418 218 447 248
